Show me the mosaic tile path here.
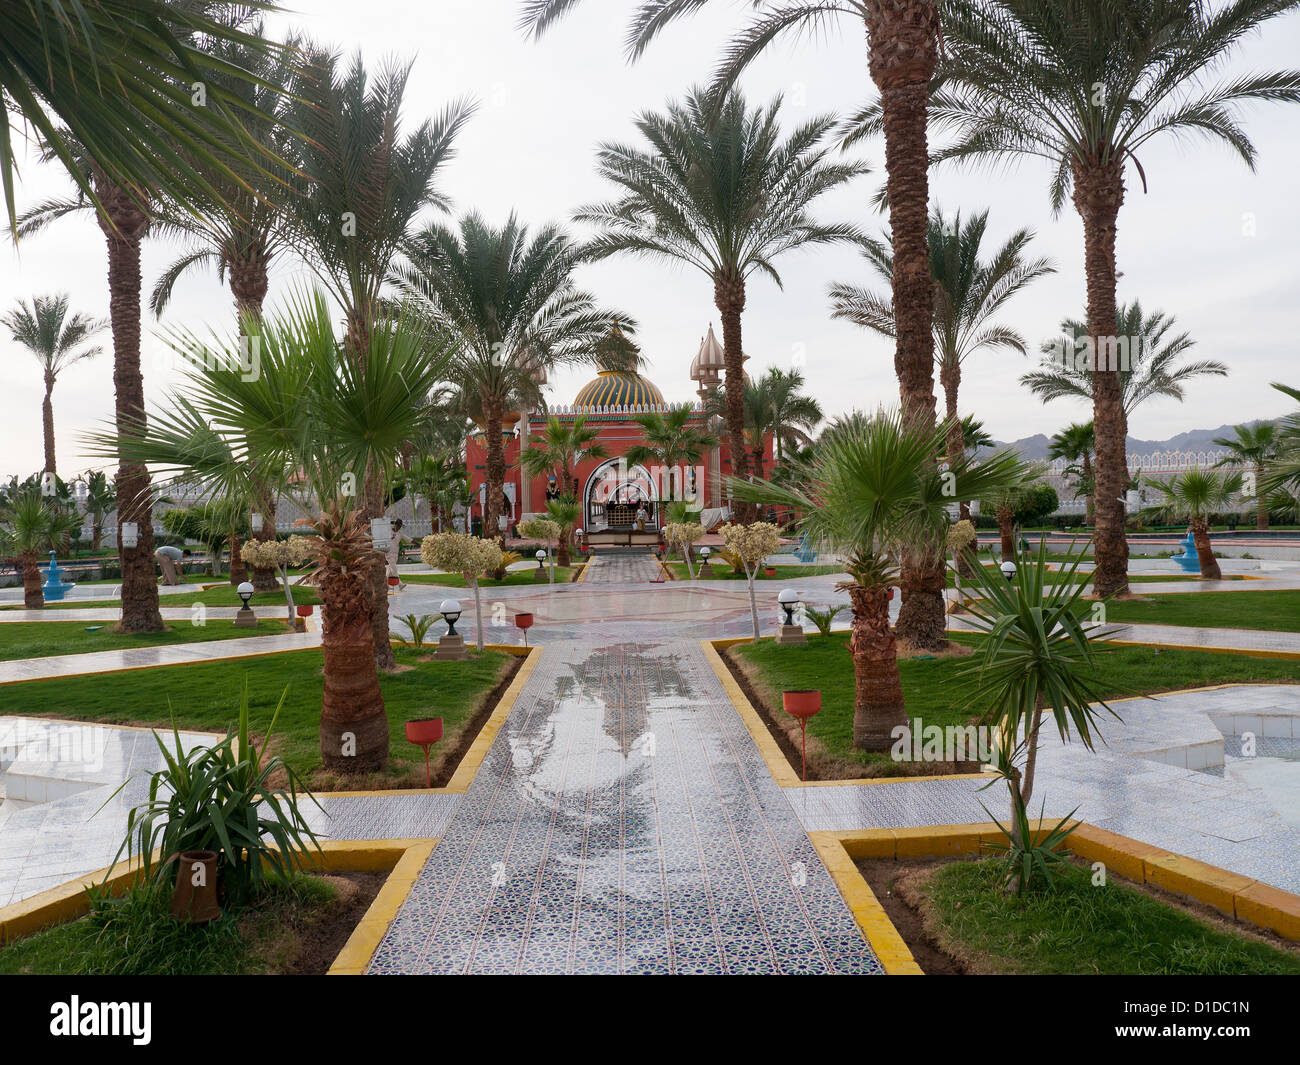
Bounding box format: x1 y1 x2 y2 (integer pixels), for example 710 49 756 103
367 638 883 975
581 552 663 584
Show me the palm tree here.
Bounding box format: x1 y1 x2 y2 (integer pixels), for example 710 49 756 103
2 294 105 475
1026 303 1227 431
931 0 1300 601
544 496 582 568
763 367 823 465
576 86 866 517
0 480 77 608
1148 470 1243 581
832 207 1054 485
89 291 455 772
731 411 1025 750
80 469 116 552
1263 383 1300 504
523 0 945 440
624 406 720 506
520 415 608 502
1213 422 1279 530
283 47 471 667
1 2 285 231
392 211 629 544
1048 421 1096 525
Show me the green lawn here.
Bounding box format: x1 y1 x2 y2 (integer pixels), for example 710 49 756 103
0 645 514 783
1106 589 1300 632
403 566 581 587
10 582 322 611
0 619 291 661
913 858 1300 975
728 631 1300 771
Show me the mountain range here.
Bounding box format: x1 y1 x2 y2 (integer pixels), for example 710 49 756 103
996 424 1243 461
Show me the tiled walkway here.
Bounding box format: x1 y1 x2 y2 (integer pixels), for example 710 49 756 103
367 639 882 974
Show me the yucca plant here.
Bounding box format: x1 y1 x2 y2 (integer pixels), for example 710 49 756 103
960 538 1118 892
105 687 320 908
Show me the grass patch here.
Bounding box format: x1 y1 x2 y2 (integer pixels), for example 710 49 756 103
0 619 291 661
403 566 580 588
1106 590 1300 632
914 858 1300 975
12 582 322 611
0 874 374 976
0 645 515 787
727 631 1300 773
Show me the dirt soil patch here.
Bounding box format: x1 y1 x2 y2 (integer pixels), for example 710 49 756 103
281 871 387 974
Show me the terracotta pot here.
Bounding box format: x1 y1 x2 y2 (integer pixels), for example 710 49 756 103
405 717 444 745
764 567 777 577
296 604 314 617
782 690 822 719
170 850 221 923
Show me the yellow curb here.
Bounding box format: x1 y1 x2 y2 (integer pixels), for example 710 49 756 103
807 832 921 975
1235 882 1300 941
701 638 801 788
1106 638 1300 661
575 560 591 583
1144 854 1257 919
443 644 541 794
327 840 438 975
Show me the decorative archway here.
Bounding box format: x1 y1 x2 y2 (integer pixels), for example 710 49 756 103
583 458 659 531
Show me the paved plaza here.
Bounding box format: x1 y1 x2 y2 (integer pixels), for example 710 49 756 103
0 553 1298 973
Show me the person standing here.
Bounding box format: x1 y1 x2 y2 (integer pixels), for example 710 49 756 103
385 518 407 591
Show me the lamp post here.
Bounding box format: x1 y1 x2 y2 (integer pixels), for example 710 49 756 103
435 598 468 660
1000 560 1017 583
535 548 547 582
233 580 257 627
775 588 806 645
699 546 711 574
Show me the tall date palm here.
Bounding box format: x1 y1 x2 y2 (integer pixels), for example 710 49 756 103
929 0 1300 599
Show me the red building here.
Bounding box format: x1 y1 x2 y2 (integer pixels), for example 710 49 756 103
465 325 772 546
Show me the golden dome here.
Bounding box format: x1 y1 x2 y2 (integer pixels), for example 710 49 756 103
574 370 665 412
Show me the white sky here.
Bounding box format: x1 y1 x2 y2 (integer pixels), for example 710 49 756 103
4 0 1300 477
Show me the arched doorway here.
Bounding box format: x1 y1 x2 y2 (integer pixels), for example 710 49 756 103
584 458 659 532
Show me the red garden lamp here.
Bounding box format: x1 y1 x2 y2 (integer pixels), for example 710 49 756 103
782 690 822 781
405 717 444 787
515 611 534 646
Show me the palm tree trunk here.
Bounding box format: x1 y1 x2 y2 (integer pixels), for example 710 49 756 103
713 273 753 522
483 397 506 543
847 583 908 751
229 532 248 585
941 363 978 580
21 552 44 609
1073 161 1130 599
557 533 572 568
867 3 944 650
997 505 1015 563
96 173 163 634
318 569 389 772
1190 518 1222 580
41 381 56 475
1255 462 1268 530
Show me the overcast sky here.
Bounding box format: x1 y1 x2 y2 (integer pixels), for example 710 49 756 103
4 0 1299 478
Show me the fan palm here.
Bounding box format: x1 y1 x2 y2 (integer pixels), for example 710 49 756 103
1213 421 1280 530
520 415 609 501
831 207 1054 481
731 411 1026 750
576 86 866 517
1262 383 1300 501
929 0 1300 601
0 481 77 608
624 406 720 508
2 294 106 475
1027 303 1227 426
1147 470 1243 580
282 46 471 665
544 496 582 567
1048 421 1096 525
86 291 456 771
392 210 630 543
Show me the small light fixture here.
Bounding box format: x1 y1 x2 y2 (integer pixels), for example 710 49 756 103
700 546 711 570
439 598 462 637
1000 560 1017 582
535 549 547 572
778 588 801 626
237 581 254 609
